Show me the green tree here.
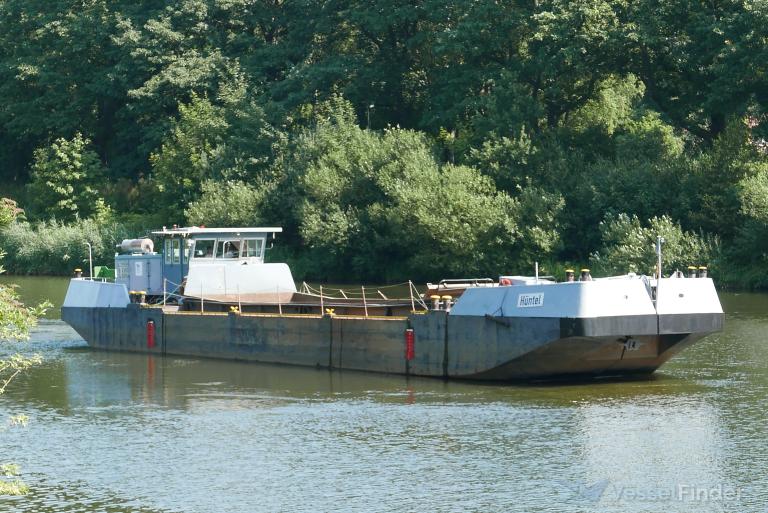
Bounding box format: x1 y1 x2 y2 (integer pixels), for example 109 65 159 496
0 199 22 227
267 96 562 281
721 166 768 288
150 90 281 222
25 133 107 222
150 95 230 222
0 198 46 496
681 119 767 240
591 213 716 276
266 0 433 129
0 0 126 181
1 0 768 288
186 180 269 227
119 2 246 159
620 0 768 141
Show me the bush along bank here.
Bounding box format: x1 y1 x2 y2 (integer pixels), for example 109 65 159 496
0 209 723 288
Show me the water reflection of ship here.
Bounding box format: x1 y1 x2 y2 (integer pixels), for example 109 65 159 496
10 346 716 414
64 352 442 409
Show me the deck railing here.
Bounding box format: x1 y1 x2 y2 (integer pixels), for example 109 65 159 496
158 278 430 316
299 281 429 315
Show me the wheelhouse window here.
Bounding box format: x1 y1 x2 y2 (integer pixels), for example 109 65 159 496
242 239 264 258
164 240 172 264
216 240 241 259
193 239 216 259
172 239 181 264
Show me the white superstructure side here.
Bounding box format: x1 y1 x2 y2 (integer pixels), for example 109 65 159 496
185 262 296 298
178 227 296 299
450 276 722 318
654 277 723 315
62 279 131 308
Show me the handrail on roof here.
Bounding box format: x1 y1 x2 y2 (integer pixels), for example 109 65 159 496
151 227 283 236
437 278 494 285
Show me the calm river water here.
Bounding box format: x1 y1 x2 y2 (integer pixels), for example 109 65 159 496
0 277 766 513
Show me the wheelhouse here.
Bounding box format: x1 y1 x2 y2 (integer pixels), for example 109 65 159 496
152 226 281 287
187 235 266 261
115 227 289 301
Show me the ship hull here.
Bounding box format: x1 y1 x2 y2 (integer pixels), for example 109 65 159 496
61 303 723 381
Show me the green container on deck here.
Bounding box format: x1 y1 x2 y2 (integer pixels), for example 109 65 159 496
93 266 115 279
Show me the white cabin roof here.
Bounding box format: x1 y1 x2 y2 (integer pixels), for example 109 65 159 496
151 227 283 237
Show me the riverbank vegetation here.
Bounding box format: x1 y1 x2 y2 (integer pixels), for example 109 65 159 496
0 1 766 286
0 200 47 496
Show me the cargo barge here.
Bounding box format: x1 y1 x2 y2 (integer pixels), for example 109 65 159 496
61 227 724 381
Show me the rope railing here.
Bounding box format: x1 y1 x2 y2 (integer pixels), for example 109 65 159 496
409 280 429 311
299 281 416 299
299 280 429 313
162 278 428 314
160 278 185 306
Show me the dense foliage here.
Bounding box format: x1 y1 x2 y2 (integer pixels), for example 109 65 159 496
0 200 43 337
0 218 135 275
0 199 45 496
0 0 767 284
25 133 107 222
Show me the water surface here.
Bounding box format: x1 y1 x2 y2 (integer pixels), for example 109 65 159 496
0 275 70 319
0 279 766 512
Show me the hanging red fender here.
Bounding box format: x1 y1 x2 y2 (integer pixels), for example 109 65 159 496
147 320 156 349
405 329 415 361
